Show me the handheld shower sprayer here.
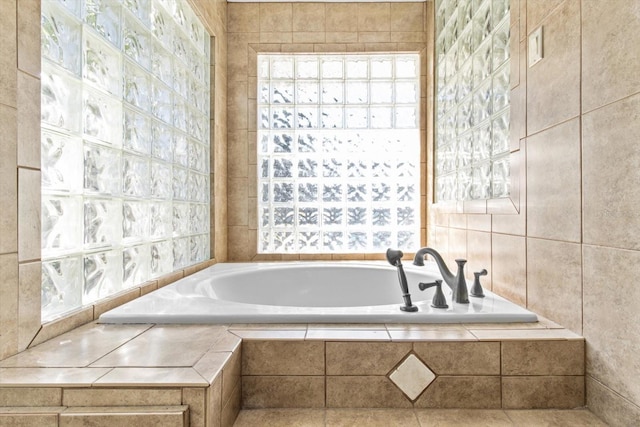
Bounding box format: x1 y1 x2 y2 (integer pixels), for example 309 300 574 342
385 248 418 312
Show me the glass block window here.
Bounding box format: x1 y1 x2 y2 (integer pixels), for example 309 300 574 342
40 0 211 321
257 54 421 254
434 0 510 202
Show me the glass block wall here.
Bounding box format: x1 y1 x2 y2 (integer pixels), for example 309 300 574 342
435 0 510 201
40 0 210 321
257 54 421 253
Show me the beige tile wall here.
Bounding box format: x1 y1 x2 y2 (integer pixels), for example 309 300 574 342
429 0 640 424
226 2 430 261
0 0 228 360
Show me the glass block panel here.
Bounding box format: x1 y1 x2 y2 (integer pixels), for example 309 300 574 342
42 195 83 257
84 143 121 195
123 244 151 288
258 54 420 253
151 240 173 277
83 88 123 146
123 200 149 242
42 1 82 76
41 256 83 321
42 0 211 321
435 0 511 202
41 63 82 133
83 250 123 304
83 31 122 96
41 129 83 192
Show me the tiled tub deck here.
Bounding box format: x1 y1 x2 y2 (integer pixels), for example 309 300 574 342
0 319 587 426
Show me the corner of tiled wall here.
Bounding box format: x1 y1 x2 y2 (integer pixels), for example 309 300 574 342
0 0 229 360
227 2 429 262
430 0 640 424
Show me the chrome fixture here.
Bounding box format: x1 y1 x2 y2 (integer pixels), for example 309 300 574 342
386 248 418 312
413 247 470 304
470 269 488 298
418 279 448 309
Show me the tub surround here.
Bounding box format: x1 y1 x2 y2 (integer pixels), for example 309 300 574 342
98 262 538 324
0 317 586 425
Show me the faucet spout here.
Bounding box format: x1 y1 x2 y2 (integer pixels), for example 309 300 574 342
413 247 469 304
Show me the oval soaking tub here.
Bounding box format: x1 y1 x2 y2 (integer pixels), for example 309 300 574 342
99 261 538 324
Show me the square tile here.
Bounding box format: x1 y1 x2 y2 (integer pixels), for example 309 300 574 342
388 354 435 400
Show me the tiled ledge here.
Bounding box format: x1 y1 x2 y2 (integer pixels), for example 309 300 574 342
0 318 585 425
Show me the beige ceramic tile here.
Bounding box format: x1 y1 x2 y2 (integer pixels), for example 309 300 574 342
183 388 206 427
326 376 412 408
242 376 325 408
0 387 61 406
231 329 308 341
447 228 467 266
505 409 608 426
385 324 466 331
326 408 420 427
462 321 547 330
192 350 231 384
389 329 477 342
326 342 411 375
414 376 501 409
526 0 580 134
357 3 390 33
586 376 640 427
221 380 241 427
470 328 582 341
156 270 185 288
16 71 39 169
242 341 324 375
526 0 564 34
292 3 325 32
491 233 526 307
0 105 17 255
59 406 188 427
325 4 353 32
583 93 640 251
415 409 513 427
90 325 227 367
228 177 248 226
1 323 151 368
0 0 17 108
0 253 18 360
227 3 259 33
582 0 640 112
502 376 584 409
30 307 94 348
227 130 248 178
306 329 390 341
502 340 584 376
62 388 182 407
326 32 358 44
0 367 111 387
526 238 582 334
260 3 292 32
229 323 308 330
0 413 58 427
583 245 640 405
465 230 491 290
205 375 222 427
17 0 40 77
222 348 241 404
17 168 40 262
526 119 581 242
234 409 325 427
94 368 207 387
390 3 424 32
414 342 500 375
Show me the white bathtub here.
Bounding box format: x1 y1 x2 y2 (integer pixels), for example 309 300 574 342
99 261 537 324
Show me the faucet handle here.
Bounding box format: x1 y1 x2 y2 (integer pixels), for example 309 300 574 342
470 269 488 298
418 280 449 309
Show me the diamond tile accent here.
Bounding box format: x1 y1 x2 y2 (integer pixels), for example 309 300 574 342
388 354 436 400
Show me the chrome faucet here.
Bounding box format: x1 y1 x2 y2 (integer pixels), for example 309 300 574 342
413 247 469 304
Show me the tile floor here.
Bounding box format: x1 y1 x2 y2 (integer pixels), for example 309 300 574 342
233 408 608 426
